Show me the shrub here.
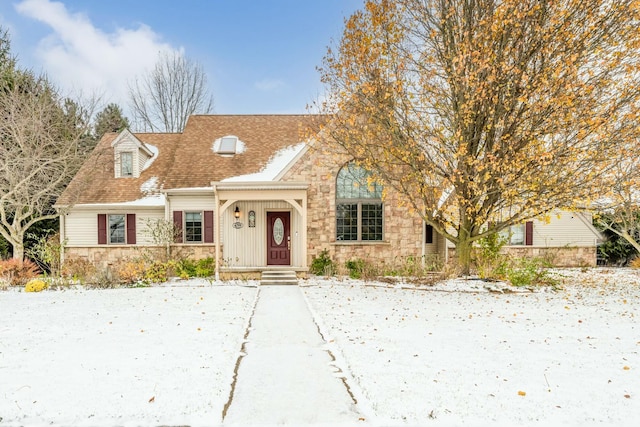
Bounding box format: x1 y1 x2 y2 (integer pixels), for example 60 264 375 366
345 258 378 279
87 266 118 289
474 232 509 280
310 250 336 276
25 278 49 292
0 259 39 286
61 258 97 283
25 232 64 276
383 255 444 277
144 261 168 284
195 257 215 277
505 257 558 287
115 259 146 285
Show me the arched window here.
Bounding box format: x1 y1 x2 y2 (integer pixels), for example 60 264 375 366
336 163 383 241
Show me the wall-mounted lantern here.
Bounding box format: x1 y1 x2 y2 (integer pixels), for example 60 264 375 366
233 206 243 229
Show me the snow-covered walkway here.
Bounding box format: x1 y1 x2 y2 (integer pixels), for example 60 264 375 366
222 285 365 426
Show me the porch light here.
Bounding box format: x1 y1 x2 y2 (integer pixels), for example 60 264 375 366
234 206 240 219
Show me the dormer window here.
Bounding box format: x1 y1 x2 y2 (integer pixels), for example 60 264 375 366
218 136 237 155
120 152 133 177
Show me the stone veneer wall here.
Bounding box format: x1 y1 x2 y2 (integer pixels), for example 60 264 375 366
282 146 426 270
502 246 597 267
65 245 217 267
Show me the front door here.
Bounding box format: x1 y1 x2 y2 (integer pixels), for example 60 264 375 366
267 212 291 265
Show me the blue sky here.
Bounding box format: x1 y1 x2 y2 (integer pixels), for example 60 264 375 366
0 0 363 115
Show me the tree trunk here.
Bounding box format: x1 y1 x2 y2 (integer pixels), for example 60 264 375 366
456 239 473 276
620 231 640 255
12 241 24 261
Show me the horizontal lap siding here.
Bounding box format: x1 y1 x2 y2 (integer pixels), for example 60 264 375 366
169 195 216 212
64 209 164 246
532 211 598 247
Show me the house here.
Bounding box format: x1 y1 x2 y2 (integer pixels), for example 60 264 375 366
56 115 602 279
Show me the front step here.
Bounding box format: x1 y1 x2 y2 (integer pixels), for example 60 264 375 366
260 270 298 286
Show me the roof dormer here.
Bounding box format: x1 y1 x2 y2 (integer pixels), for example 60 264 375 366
111 129 155 178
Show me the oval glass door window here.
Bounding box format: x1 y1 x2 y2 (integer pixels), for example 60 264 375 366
273 218 284 245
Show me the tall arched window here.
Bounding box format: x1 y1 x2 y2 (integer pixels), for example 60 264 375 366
336 163 383 241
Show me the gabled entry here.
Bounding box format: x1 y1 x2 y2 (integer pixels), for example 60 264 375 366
267 212 291 265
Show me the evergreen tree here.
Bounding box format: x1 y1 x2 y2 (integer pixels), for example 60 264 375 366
94 103 130 139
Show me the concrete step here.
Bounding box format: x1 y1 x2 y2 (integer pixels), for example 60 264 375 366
260 270 298 286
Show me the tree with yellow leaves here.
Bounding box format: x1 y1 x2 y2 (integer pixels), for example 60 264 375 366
316 0 640 274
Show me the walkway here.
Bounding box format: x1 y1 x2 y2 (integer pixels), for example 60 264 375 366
222 285 366 426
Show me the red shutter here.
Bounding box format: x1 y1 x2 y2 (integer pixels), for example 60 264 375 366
425 224 433 244
173 211 183 243
204 210 214 243
97 214 107 244
525 221 534 246
126 214 136 244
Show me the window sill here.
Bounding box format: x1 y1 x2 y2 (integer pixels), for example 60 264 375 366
332 241 390 246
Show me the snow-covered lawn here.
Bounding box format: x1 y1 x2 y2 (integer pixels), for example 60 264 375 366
303 268 640 426
0 283 257 426
0 268 638 426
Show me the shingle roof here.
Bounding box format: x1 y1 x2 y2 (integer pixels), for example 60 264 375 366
56 115 315 206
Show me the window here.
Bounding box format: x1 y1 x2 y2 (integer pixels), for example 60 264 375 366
109 214 125 244
185 212 203 242
500 222 533 246
98 214 135 245
336 163 383 241
120 152 133 177
218 136 237 154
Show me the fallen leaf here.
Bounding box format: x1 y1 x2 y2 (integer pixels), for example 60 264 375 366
518 391 526 396
623 366 630 370
624 394 631 399
149 396 155 403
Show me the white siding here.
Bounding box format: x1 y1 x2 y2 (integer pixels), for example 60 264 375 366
113 138 141 178
169 195 216 212
64 208 164 246
221 201 303 268
532 210 599 247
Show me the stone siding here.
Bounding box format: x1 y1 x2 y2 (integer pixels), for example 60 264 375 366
282 146 425 269
503 246 597 267
65 245 217 267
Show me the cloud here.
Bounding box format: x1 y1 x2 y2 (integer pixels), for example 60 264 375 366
14 0 178 110
254 78 285 92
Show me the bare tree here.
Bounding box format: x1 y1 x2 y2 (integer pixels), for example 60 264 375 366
316 0 640 273
128 51 214 132
594 141 640 255
0 71 94 260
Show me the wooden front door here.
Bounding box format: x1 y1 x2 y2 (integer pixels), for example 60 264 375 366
267 212 291 265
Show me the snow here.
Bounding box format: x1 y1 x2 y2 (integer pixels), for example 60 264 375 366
141 143 159 171
119 193 166 207
1 269 638 426
140 176 159 195
222 142 306 182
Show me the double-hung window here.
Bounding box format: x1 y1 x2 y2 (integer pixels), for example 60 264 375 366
336 163 383 241
120 152 133 177
500 222 533 245
109 214 125 244
185 212 203 242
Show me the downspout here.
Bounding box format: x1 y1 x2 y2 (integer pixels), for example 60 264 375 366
59 209 66 267
421 220 426 269
213 185 220 281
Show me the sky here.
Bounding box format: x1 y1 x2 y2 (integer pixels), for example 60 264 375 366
0 0 364 116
